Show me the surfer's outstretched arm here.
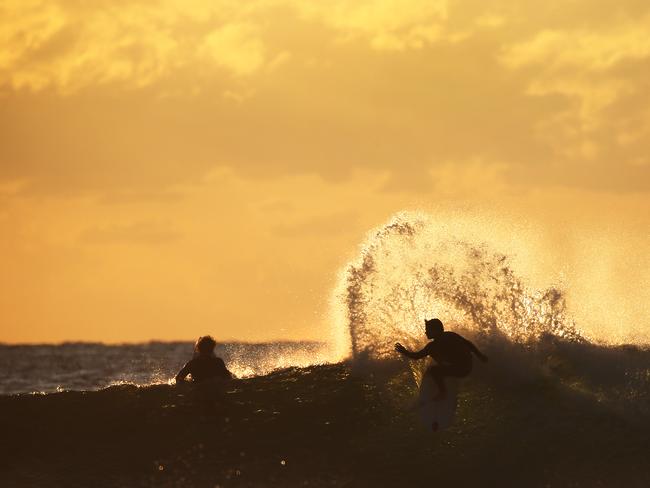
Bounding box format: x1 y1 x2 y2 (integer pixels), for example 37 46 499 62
395 342 430 360
465 339 488 362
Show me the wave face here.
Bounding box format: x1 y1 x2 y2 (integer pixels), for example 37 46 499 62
340 212 583 361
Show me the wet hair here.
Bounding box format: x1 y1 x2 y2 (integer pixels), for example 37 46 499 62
425 318 444 335
194 335 217 356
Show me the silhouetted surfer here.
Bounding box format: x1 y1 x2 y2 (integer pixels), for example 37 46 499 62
175 336 233 383
395 318 487 400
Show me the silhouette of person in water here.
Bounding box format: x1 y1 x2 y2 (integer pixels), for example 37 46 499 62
395 318 487 400
175 336 233 384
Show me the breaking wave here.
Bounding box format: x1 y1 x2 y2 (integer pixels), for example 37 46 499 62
332 212 650 414
338 212 583 361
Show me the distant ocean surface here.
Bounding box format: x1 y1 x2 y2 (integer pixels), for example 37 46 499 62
0 341 326 395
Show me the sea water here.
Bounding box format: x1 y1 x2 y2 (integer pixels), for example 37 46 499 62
0 341 327 395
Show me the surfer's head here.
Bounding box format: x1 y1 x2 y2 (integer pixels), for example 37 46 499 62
194 335 217 356
425 318 444 339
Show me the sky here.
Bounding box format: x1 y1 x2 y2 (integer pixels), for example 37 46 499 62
1 0 649 344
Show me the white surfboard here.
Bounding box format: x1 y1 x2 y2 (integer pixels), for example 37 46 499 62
417 374 459 432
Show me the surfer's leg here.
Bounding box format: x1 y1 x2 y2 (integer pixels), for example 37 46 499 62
427 366 448 400
448 362 472 378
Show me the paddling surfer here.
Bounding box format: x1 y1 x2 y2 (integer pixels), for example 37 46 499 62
175 335 233 383
395 318 487 400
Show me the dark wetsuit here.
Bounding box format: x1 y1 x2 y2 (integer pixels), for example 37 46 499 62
177 355 232 382
422 332 479 392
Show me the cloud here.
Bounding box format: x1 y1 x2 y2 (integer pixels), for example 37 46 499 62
498 13 650 186
501 21 650 71
0 0 480 94
500 16 650 126
201 23 266 76
294 0 450 51
0 0 276 93
0 0 649 196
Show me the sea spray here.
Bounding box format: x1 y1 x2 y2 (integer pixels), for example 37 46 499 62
332 211 650 414
338 212 584 361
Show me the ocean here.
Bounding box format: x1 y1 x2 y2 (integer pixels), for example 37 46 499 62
2 337 650 487
2 212 649 486
0 341 327 395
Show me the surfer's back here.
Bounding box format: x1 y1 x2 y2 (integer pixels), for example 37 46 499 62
428 331 474 367
183 355 232 382
175 335 233 383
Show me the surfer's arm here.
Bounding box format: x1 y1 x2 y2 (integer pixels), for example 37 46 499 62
174 362 192 383
216 357 234 379
465 340 488 362
395 342 431 360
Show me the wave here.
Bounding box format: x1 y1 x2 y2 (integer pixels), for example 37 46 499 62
331 212 650 415
3 358 650 487
337 212 583 359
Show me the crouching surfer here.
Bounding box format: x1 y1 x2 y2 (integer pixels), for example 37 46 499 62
175 335 233 384
395 318 487 400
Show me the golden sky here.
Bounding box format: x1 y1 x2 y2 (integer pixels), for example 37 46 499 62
1 0 649 344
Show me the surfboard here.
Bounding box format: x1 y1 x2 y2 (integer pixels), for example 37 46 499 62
417 374 459 432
